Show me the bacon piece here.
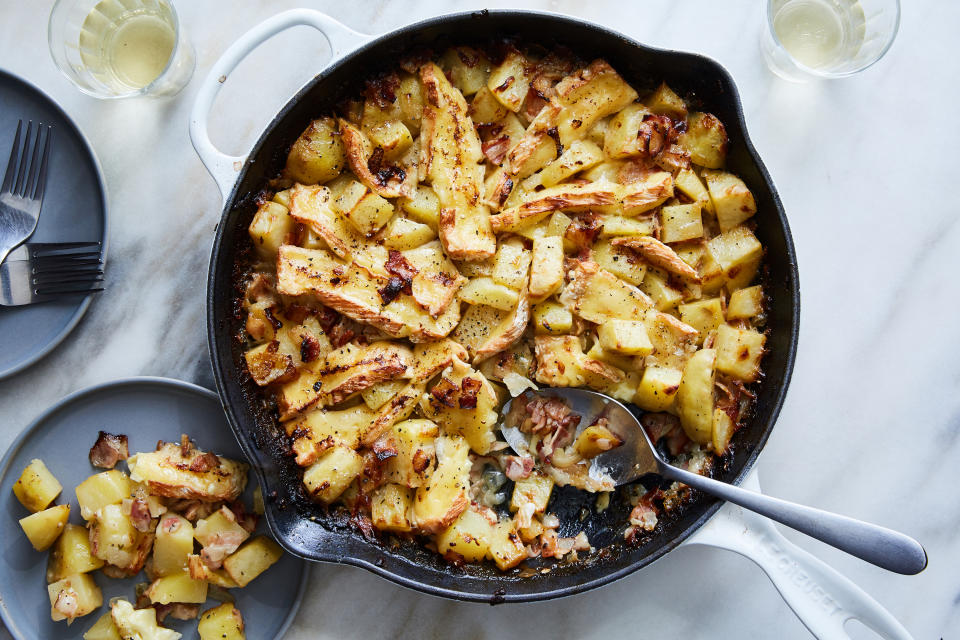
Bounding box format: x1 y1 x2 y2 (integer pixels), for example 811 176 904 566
189 452 220 473
128 498 153 532
429 377 459 408
365 72 400 108
166 603 200 621
200 526 249 569
628 488 661 532
504 455 534 481
89 431 129 469
53 588 79 620
458 377 482 409
482 136 512 165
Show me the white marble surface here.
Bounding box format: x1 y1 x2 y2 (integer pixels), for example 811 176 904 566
1 1 958 638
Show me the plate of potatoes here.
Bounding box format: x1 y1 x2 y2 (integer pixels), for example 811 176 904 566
0 377 308 640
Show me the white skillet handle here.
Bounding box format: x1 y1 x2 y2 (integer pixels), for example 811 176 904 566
189 9 371 200
684 470 915 640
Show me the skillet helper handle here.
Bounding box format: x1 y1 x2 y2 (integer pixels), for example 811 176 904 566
686 471 916 640
662 463 927 575
189 9 370 200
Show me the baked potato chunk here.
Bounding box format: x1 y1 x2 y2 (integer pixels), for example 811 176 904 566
287 404 371 465
489 521 527 570
198 603 246 640
435 506 494 563
555 59 638 145
13 458 62 513
248 200 295 260
532 300 574 335
727 285 764 320
597 319 653 356
660 203 704 243
302 446 364 504
487 50 531 112
222 536 283 588
47 523 104 583
89 503 153 573
75 469 133 521
534 335 624 390
145 572 209 605
529 236 565 301
370 483 415 532
48 573 102 623
383 419 438 488
510 473 554 521
152 513 193 577
678 111 727 168
83 612 122 640
706 225 763 291
559 261 652 323
421 360 499 454
413 435 471 533
19 504 70 551
703 170 757 231
645 82 688 119
679 297 726 345
285 116 347 185
195 507 251 567
715 324 767 382
676 348 717 444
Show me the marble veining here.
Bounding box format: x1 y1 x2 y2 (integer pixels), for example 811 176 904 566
0 1 958 638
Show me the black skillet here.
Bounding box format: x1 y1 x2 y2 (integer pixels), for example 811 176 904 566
194 9 800 604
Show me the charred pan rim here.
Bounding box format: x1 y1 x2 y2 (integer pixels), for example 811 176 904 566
206 9 800 603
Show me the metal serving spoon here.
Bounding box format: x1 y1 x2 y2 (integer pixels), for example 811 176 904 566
500 388 928 575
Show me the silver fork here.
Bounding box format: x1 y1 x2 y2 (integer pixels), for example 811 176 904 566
0 120 52 266
0 242 104 306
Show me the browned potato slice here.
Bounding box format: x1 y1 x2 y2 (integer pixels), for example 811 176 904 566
555 60 639 145
420 62 496 260
277 340 412 420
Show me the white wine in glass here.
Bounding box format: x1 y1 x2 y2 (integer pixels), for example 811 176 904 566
50 0 195 98
761 0 899 81
772 0 865 69
79 0 176 91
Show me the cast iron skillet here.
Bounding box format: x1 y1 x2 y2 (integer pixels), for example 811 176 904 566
203 10 799 603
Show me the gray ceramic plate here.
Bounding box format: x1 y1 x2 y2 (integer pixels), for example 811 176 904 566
0 377 308 640
0 69 108 380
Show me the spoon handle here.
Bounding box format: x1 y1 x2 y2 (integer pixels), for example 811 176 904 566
660 464 927 575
